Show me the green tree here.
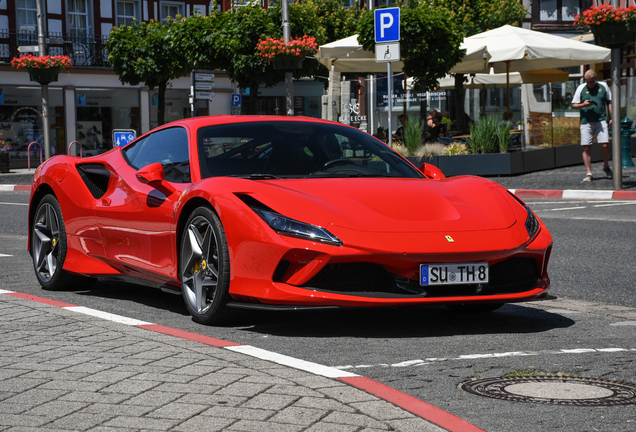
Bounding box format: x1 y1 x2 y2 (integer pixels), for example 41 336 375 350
219 3 325 114
106 18 191 126
308 0 365 43
357 2 465 132
433 0 527 132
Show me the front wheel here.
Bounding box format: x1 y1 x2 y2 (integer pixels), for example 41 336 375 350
180 206 233 325
32 195 95 290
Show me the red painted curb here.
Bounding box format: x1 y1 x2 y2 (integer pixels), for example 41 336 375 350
340 376 486 432
612 190 636 200
6 292 76 308
514 189 563 198
136 323 242 348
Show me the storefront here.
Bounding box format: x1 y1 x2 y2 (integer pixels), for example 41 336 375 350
0 86 64 160
75 88 140 153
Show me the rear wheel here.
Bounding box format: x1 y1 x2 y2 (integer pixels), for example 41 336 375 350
180 207 233 325
32 195 95 290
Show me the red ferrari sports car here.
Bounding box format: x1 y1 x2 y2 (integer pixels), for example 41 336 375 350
28 115 552 324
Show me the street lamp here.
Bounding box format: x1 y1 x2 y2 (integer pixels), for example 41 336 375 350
281 0 293 116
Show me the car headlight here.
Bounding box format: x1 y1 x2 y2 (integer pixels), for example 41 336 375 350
524 205 540 240
253 209 343 246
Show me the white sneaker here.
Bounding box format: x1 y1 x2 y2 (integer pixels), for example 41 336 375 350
582 174 593 182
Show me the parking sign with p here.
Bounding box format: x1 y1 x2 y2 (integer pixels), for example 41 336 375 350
374 7 400 43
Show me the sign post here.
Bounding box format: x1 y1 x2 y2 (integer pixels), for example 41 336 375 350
190 70 216 117
374 7 400 146
231 93 242 115
112 129 137 147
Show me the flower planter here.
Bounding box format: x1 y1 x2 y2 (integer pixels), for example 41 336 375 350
0 152 9 173
272 55 304 70
28 67 61 85
591 24 636 47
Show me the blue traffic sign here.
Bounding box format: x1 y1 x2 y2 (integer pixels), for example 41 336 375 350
231 94 242 107
113 129 137 147
374 7 400 43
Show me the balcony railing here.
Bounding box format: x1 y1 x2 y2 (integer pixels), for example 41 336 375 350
0 31 110 68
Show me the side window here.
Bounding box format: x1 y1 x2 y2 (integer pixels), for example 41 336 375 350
124 127 190 183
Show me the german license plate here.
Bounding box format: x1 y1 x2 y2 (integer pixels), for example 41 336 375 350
420 262 489 286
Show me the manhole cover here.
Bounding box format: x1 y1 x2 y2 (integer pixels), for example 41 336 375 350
461 376 636 406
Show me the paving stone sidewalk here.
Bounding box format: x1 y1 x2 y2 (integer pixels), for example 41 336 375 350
0 294 444 432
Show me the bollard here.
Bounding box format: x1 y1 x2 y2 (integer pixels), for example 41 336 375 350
68 141 82 157
620 117 635 168
27 141 42 171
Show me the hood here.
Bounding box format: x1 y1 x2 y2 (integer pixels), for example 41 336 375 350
238 177 518 233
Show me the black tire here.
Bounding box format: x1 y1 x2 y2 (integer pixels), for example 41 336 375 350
32 195 96 290
180 206 233 325
446 303 504 313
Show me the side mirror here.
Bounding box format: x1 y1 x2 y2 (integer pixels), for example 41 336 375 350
136 162 176 194
136 162 166 185
419 163 446 180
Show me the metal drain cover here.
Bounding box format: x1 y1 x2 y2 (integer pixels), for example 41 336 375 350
461 376 636 406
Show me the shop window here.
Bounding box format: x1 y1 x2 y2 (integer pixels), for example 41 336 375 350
116 1 140 26
160 1 184 22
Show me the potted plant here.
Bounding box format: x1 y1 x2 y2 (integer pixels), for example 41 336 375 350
0 141 11 173
10 55 73 85
574 5 636 47
257 35 318 70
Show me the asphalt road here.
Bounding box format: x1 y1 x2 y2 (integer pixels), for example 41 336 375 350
1 191 635 431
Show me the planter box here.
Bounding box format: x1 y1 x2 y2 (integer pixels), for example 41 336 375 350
591 24 636 48
28 67 60 85
273 55 304 70
554 144 582 167
0 152 9 173
422 152 524 177
521 147 555 173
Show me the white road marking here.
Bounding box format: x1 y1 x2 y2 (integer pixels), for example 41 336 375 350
64 306 151 326
226 345 358 379
610 321 636 326
593 202 636 208
534 206 587 212
0 254 13 257
333 348 636 370
0 289 15 294
0 202 28 206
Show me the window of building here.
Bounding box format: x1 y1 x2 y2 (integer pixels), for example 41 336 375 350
67 0 90 37
537 0 584 22
16 0 39 34
117 1 139 26
160 2 184 22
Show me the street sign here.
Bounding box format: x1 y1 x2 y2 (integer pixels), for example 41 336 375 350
112 129 137 147
18 45 39 53
195 91 214 100
374 7 400 43
231 94 242 107
195 73 215 81
375 42 400 63
195 82 215 90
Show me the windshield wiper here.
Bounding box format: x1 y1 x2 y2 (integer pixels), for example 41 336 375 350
230 173 282 180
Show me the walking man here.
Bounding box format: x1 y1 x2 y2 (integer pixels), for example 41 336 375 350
571 69 612 182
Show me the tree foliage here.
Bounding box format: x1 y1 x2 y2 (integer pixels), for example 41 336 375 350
106 18 192 126
357 3 464 90
432 0 527 37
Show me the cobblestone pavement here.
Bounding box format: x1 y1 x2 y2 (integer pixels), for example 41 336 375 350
0 293 448 432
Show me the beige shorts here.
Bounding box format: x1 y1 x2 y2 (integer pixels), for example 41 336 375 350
580 121 609 146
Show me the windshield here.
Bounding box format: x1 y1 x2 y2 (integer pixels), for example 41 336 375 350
197 121 423 179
